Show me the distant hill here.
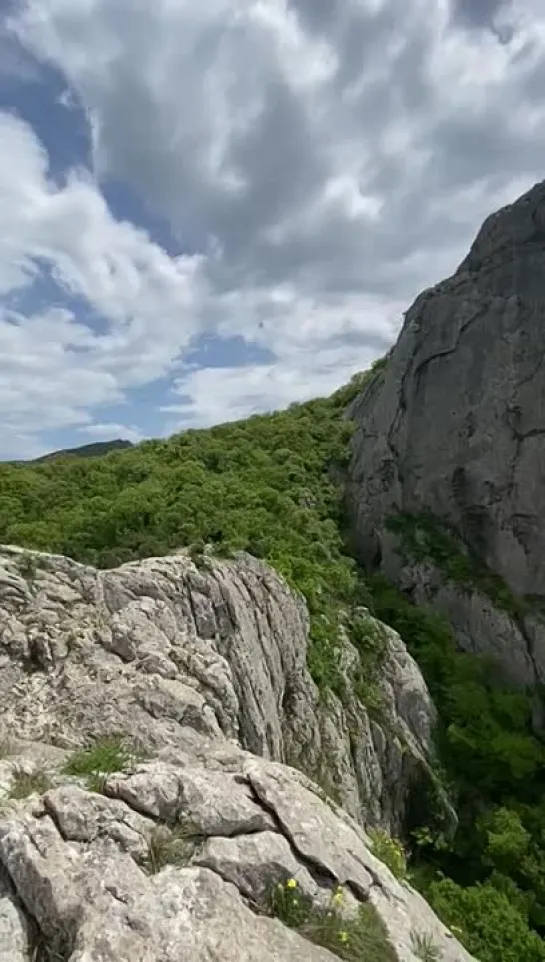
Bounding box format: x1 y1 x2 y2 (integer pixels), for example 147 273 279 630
33 439 134 463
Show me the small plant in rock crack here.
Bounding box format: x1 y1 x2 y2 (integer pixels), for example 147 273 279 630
270 879 397 961
145 823 200 874
188 540 213 569
63 735 146 791
271 876 314 928
9 768 53 800
16 550 39 581
410 930 443 961
368 828 407 880
30 931 70 962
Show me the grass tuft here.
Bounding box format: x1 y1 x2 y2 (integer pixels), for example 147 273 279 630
63 735 145 791
270 877 396 961
145 822 201 874
9 769 52 800
410 930 443 961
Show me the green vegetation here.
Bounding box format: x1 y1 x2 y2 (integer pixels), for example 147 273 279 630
2 360 545 959
145 823 201 874
63 735 144 791
16 550 40 581
368 828 407 880
426 878 545 962
33 438 133 463
371 575 545 961
270 878 396 961
410 931 443 962
0 371 375 700
348 611 388 714
8 769 52 799
386 511 529 620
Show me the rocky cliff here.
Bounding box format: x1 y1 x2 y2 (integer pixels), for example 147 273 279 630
347 180 545 690
0 545 474 962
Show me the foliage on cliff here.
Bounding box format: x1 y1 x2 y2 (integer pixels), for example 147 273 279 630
371 576 545 961
1 361 545 960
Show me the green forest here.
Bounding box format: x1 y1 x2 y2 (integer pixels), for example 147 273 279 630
1 362 545 962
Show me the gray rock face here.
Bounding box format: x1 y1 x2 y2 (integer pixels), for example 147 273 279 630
0 751 475 962
347 180 545 687
0 545 476 961
0 545 434 832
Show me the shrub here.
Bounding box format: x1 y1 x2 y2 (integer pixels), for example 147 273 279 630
368 829 407 880
270 878 396 961
427 878 545 962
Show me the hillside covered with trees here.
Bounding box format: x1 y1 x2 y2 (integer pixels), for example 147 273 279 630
2 366 545 962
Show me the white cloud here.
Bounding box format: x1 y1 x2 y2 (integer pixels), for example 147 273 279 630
13 0 545 294
162 341 383 430
78 422 143 443
0 110 205 451
2 0 545 456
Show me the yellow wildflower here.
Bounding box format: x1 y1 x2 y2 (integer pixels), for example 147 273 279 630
332 887 344 907
286 878 298 889
338 931 349 944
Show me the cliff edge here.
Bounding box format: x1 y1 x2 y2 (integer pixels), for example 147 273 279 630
347 180 545 690
0 545 473 962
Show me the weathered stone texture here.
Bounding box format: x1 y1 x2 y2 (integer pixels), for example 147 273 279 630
347 180 545 686
0 546 475 961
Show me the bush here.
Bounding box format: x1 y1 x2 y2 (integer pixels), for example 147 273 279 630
270 878 396 961
427 878 545 962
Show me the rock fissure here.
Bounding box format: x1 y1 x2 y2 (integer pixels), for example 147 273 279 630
0 545 475 960
244 779 340 889
348 182 545 688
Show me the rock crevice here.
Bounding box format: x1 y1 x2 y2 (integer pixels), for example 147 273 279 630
0 545 475 961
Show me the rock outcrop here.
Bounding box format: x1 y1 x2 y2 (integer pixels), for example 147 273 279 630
0 545 475 961
347 180 545 689
0 545 435 833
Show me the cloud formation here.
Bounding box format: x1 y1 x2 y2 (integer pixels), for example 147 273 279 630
2 0 545 456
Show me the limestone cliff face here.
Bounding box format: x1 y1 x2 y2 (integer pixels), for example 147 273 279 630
347 180 545 688
0 545 474 962
0 545 435 832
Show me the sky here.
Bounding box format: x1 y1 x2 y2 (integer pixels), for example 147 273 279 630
1 0 545 459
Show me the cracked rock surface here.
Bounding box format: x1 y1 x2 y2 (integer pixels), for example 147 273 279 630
0 752 475 962
0 546 475 960
347 179 545 687
0 545 435 832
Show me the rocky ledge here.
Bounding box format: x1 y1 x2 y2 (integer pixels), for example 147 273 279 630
0 545 475 961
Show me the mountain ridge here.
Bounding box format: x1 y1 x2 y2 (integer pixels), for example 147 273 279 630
32 438 134 463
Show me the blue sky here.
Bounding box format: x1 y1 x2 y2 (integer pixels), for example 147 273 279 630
1 0 544 459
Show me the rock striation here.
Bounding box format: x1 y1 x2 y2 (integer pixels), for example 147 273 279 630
0 544 436 832
347 180 545 689
0 545 474 961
